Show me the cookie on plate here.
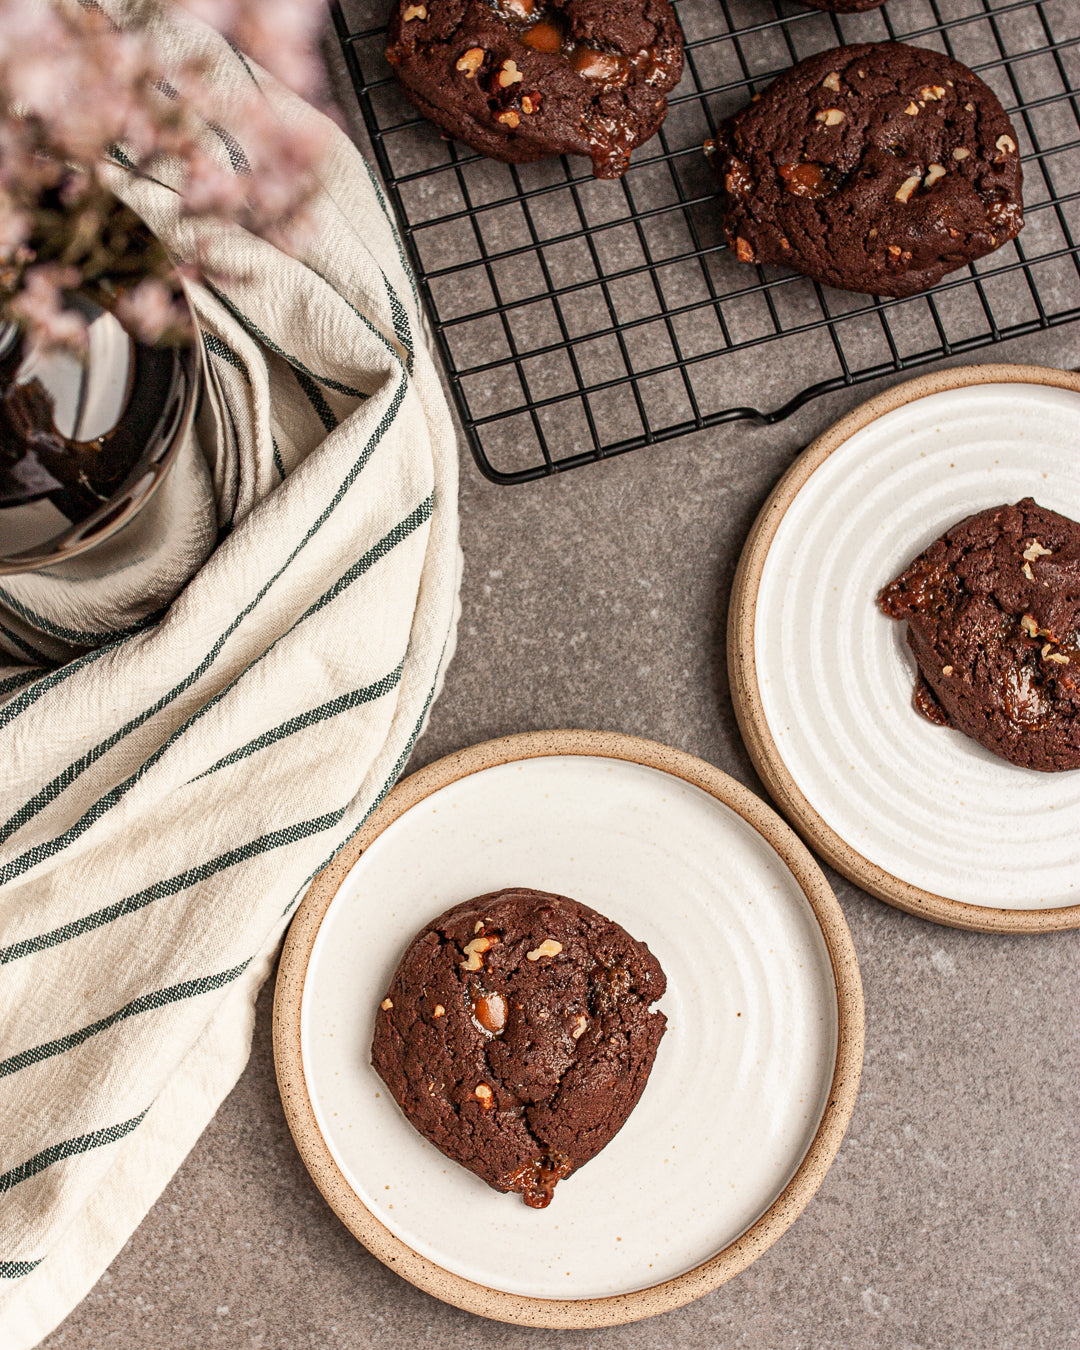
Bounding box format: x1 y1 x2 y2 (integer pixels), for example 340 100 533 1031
714 41 1023 297
879 499 1080 772
385 0 684 178
371 887 667 1206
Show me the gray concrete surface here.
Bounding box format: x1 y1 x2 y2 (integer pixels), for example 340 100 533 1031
39 8 1080 1346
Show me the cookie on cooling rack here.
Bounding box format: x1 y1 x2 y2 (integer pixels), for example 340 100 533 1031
371 887 667 1207
713 41 1024 297
385 0 684 179
879 499 1080 772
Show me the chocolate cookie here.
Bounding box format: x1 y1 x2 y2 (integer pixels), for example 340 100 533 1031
879 499 1080 772
715 42 1023 297
371 887 667 1206
386 0 683 178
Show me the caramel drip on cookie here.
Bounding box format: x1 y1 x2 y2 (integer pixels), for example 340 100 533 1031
777 161 839 199
504 1151 573 1208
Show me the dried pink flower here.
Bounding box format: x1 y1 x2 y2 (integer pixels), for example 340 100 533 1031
8 266 87 351
114 276 191 345
0 0 328 350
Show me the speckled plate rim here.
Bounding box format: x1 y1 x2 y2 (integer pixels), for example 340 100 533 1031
273 729 864 1329
728 363 1080 935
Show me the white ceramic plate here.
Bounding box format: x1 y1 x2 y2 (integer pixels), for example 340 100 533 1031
275 732 863 1326
730 366 1080 932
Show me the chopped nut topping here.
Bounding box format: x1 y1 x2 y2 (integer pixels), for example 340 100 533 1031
920 85 946 101
571 1014 589 1040
456 47 484 76
497 109 521 128
942 665 954 676
1023 539 1052 560
527 939 563 961
904 102 920 116
474 920 484 933
953 147 970 160
1022 561 1035 581
815 108 846 126
1021 613 1040 637
381 998 393 1010
924 163 947 187
1046 651 1070 665
735 236 755 263
822 72 841 92
895 175 921 203
403 3 427 17
868 227 878 239
887 244 902 258
498 58 524 87
433 1004 445 1017
996 134 1017 155
474 1083 494 1107
521 94 538 114
461 934 497 971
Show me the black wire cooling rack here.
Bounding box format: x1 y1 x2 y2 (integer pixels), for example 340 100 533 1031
333 0 1080 482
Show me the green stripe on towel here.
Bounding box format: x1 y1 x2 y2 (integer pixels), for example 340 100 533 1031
0 962 252 1079
0 1111 150 1195
0 808 346 965
193 658 405 782
0 1260 43 1279
208 285 369 401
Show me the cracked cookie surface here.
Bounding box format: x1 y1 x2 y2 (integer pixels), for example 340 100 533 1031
715 41 1023 297
385 0 683 177
879 499 1080 772
371 887 667 1206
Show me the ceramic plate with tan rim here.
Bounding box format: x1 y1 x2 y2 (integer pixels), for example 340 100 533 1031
729 364 1080 935
274 731 863 1328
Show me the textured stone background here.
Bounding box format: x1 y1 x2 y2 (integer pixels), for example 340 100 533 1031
41 17 1080 1350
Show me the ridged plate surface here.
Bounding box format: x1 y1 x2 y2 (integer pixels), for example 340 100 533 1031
755 382 1080 910
300 754 838 1300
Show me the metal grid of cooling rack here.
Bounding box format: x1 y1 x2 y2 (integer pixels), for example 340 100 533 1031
333 0 1080 482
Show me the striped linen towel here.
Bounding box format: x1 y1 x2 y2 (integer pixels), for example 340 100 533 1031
0 7 461 1347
